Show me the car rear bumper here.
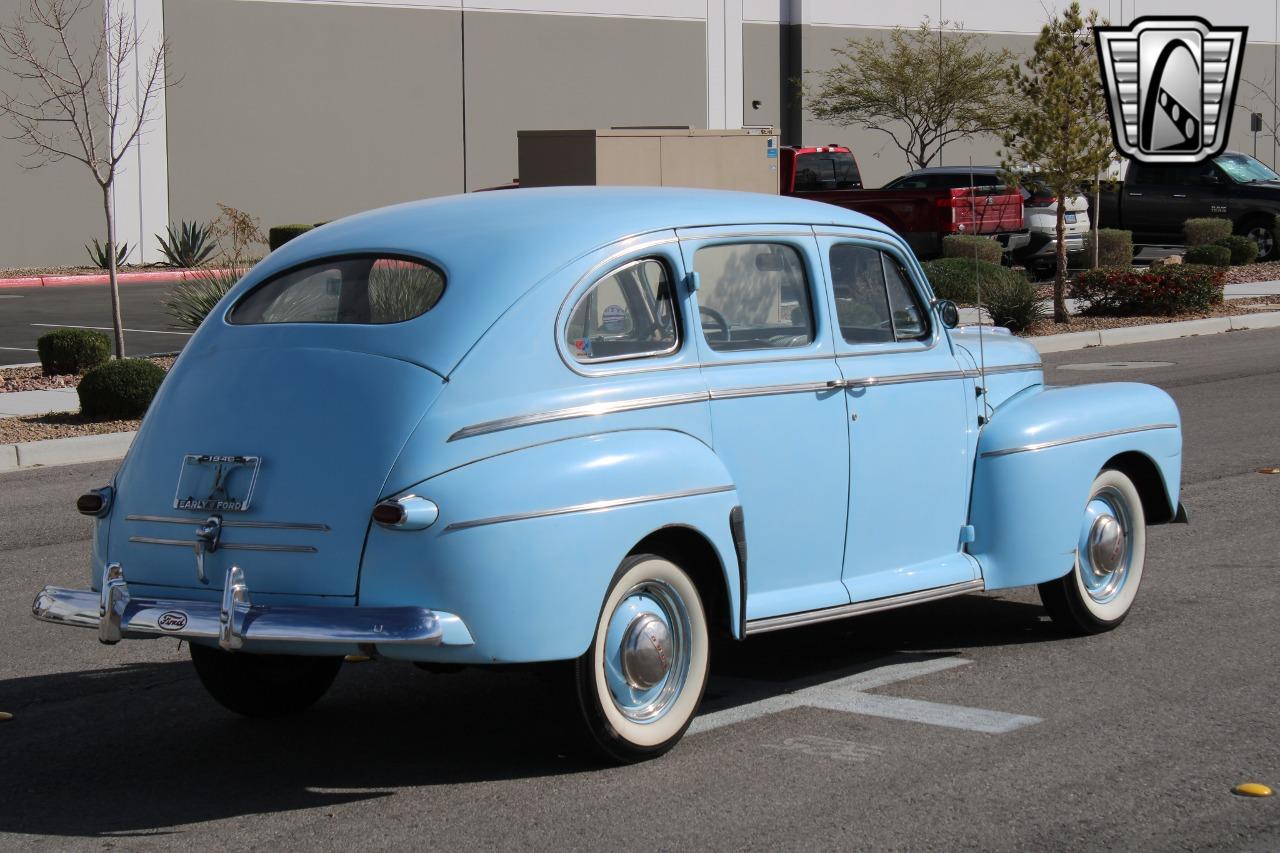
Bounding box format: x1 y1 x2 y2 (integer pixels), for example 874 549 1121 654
994 230 1031 251
32 562 474 652
1019 232 1087 260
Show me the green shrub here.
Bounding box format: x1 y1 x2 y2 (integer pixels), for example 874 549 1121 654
921 257 1027 305
268 224 314 251
1084 228 1133 267
1183 217 1232 246
1071 264 1225 316
163 269 243 330
36 328 111 376
1214 234 1259 265
982 274 1044 333
84 238 129 269
1183 244 1231 267
77 358 167 420
156 220 218 267
941 234 1003 264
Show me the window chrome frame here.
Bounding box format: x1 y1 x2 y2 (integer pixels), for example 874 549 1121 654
560 256 682 367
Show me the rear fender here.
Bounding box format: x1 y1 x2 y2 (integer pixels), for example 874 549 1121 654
969 383 1181 591
358 429 743 663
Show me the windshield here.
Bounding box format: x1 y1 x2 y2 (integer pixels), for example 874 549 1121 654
1215 153 1280 183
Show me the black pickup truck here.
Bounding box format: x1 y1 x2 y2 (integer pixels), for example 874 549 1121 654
1095 152 1280 259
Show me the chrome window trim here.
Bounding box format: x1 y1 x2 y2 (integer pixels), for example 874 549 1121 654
447 363 1043 441
980 423 1179 459
443 485 736 532
127 536 318 554
127 515 330 531
745 579 985 635
820 233 943 355
555 236 684 377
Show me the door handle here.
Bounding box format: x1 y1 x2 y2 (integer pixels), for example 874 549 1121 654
1172 193 1187 198
1128 192 1143 196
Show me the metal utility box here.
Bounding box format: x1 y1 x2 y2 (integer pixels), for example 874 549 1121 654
517 127 779 194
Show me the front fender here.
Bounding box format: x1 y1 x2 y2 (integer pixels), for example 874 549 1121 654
970 383 1182 591
357 429 743 663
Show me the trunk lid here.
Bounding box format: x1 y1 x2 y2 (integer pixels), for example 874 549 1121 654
110 346 444 596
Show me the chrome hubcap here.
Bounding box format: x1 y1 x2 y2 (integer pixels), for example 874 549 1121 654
603 580 690 723
1077 487 1133 604
1249 227 1274 257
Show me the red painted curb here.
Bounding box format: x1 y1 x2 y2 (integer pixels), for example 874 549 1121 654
0 268 233 289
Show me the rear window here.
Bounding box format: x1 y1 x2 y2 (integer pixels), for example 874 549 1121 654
229 256 444 325
794 152 862 191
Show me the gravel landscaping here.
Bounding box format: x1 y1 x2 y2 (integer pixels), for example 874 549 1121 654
0 356 175 393
1020 295 1280 336
0 412 140 444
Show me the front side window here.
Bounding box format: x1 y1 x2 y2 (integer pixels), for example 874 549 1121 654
564 258 677 362
230 256 444 325
831 245 930 345
692 243 814 352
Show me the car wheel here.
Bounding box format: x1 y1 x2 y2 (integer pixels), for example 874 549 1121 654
1240 217 1277 261
1038 469 1147 634
574 553 709 763
189 643 343 717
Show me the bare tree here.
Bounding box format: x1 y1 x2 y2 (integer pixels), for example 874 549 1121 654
0 0 171 358
804 19 1018 170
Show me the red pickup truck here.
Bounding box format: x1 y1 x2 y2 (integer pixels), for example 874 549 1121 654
780 146 1028 259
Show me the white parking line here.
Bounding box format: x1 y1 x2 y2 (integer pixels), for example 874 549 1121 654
689 656 1042 736
30 323 191 336
0 346 38 352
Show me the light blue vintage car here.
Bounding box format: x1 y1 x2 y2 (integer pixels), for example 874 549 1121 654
34 187 1184 761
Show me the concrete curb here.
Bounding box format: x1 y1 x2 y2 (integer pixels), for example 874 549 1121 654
1030 310 1280 353
0 431 135 472
0 269 233 289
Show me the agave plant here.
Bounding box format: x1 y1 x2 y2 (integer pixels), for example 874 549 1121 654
163 268 243 330
84 238 130 270
156 220 218 268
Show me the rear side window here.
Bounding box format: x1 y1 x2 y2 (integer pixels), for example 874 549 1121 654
565 258 678 362
693 243 814 352
229 256 444 325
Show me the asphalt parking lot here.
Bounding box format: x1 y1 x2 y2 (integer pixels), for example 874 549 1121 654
0 329 1277 851
0 282 188 365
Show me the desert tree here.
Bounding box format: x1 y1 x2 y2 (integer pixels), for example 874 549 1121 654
804 19 1018 170
0 0 171 358
1001 2 1115 324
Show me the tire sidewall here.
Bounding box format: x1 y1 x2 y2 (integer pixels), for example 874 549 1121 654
1070 469 1146 626
577 554 709 759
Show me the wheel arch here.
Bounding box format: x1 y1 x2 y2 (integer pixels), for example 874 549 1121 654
1103 450 1177 524
631 521 739 643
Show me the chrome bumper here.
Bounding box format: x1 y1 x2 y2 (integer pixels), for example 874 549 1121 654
32 563 474 651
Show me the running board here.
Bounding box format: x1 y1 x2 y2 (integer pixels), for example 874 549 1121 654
743 579 986 636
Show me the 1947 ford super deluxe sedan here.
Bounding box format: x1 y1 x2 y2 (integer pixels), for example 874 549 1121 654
33 187 1184 762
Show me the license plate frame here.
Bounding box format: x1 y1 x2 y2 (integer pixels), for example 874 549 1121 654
1065 212 1078 224
174 454 262 513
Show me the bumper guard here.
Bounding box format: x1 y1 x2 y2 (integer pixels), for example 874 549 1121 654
32 562 473 651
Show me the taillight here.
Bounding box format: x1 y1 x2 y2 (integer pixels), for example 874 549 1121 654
372 495 439 530
76 486 113 517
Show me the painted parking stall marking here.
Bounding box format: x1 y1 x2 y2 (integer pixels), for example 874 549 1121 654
689 656 1042 736
765 735 886 763
30 323 192 337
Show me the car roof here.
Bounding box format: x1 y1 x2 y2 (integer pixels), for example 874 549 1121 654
896 166 1001 176
214 187 895 376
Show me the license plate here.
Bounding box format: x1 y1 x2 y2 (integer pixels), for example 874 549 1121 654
1065 212 1077 223
174 454 262 512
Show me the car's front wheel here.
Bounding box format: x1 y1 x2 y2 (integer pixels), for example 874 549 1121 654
1038 468 1147 634
1239 216 1277 261
190 644 343 717
573 553 709 763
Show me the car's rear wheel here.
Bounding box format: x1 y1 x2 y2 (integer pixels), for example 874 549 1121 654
573 553 709 763
190 644 343 717
1239 216 1277 261
1038 468 1147 634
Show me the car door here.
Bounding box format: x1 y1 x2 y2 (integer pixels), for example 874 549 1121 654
1123 163 1192 241
817 232 980 601
678 226 851 621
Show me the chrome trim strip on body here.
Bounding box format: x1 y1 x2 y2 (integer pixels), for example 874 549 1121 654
443 484 736 532
448 390 711 442
127 536 318 554
980 423 1179 458
127 514 330 531
744 579 986 635
448 363 1043 441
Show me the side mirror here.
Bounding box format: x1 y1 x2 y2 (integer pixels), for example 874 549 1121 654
934 299 960 329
